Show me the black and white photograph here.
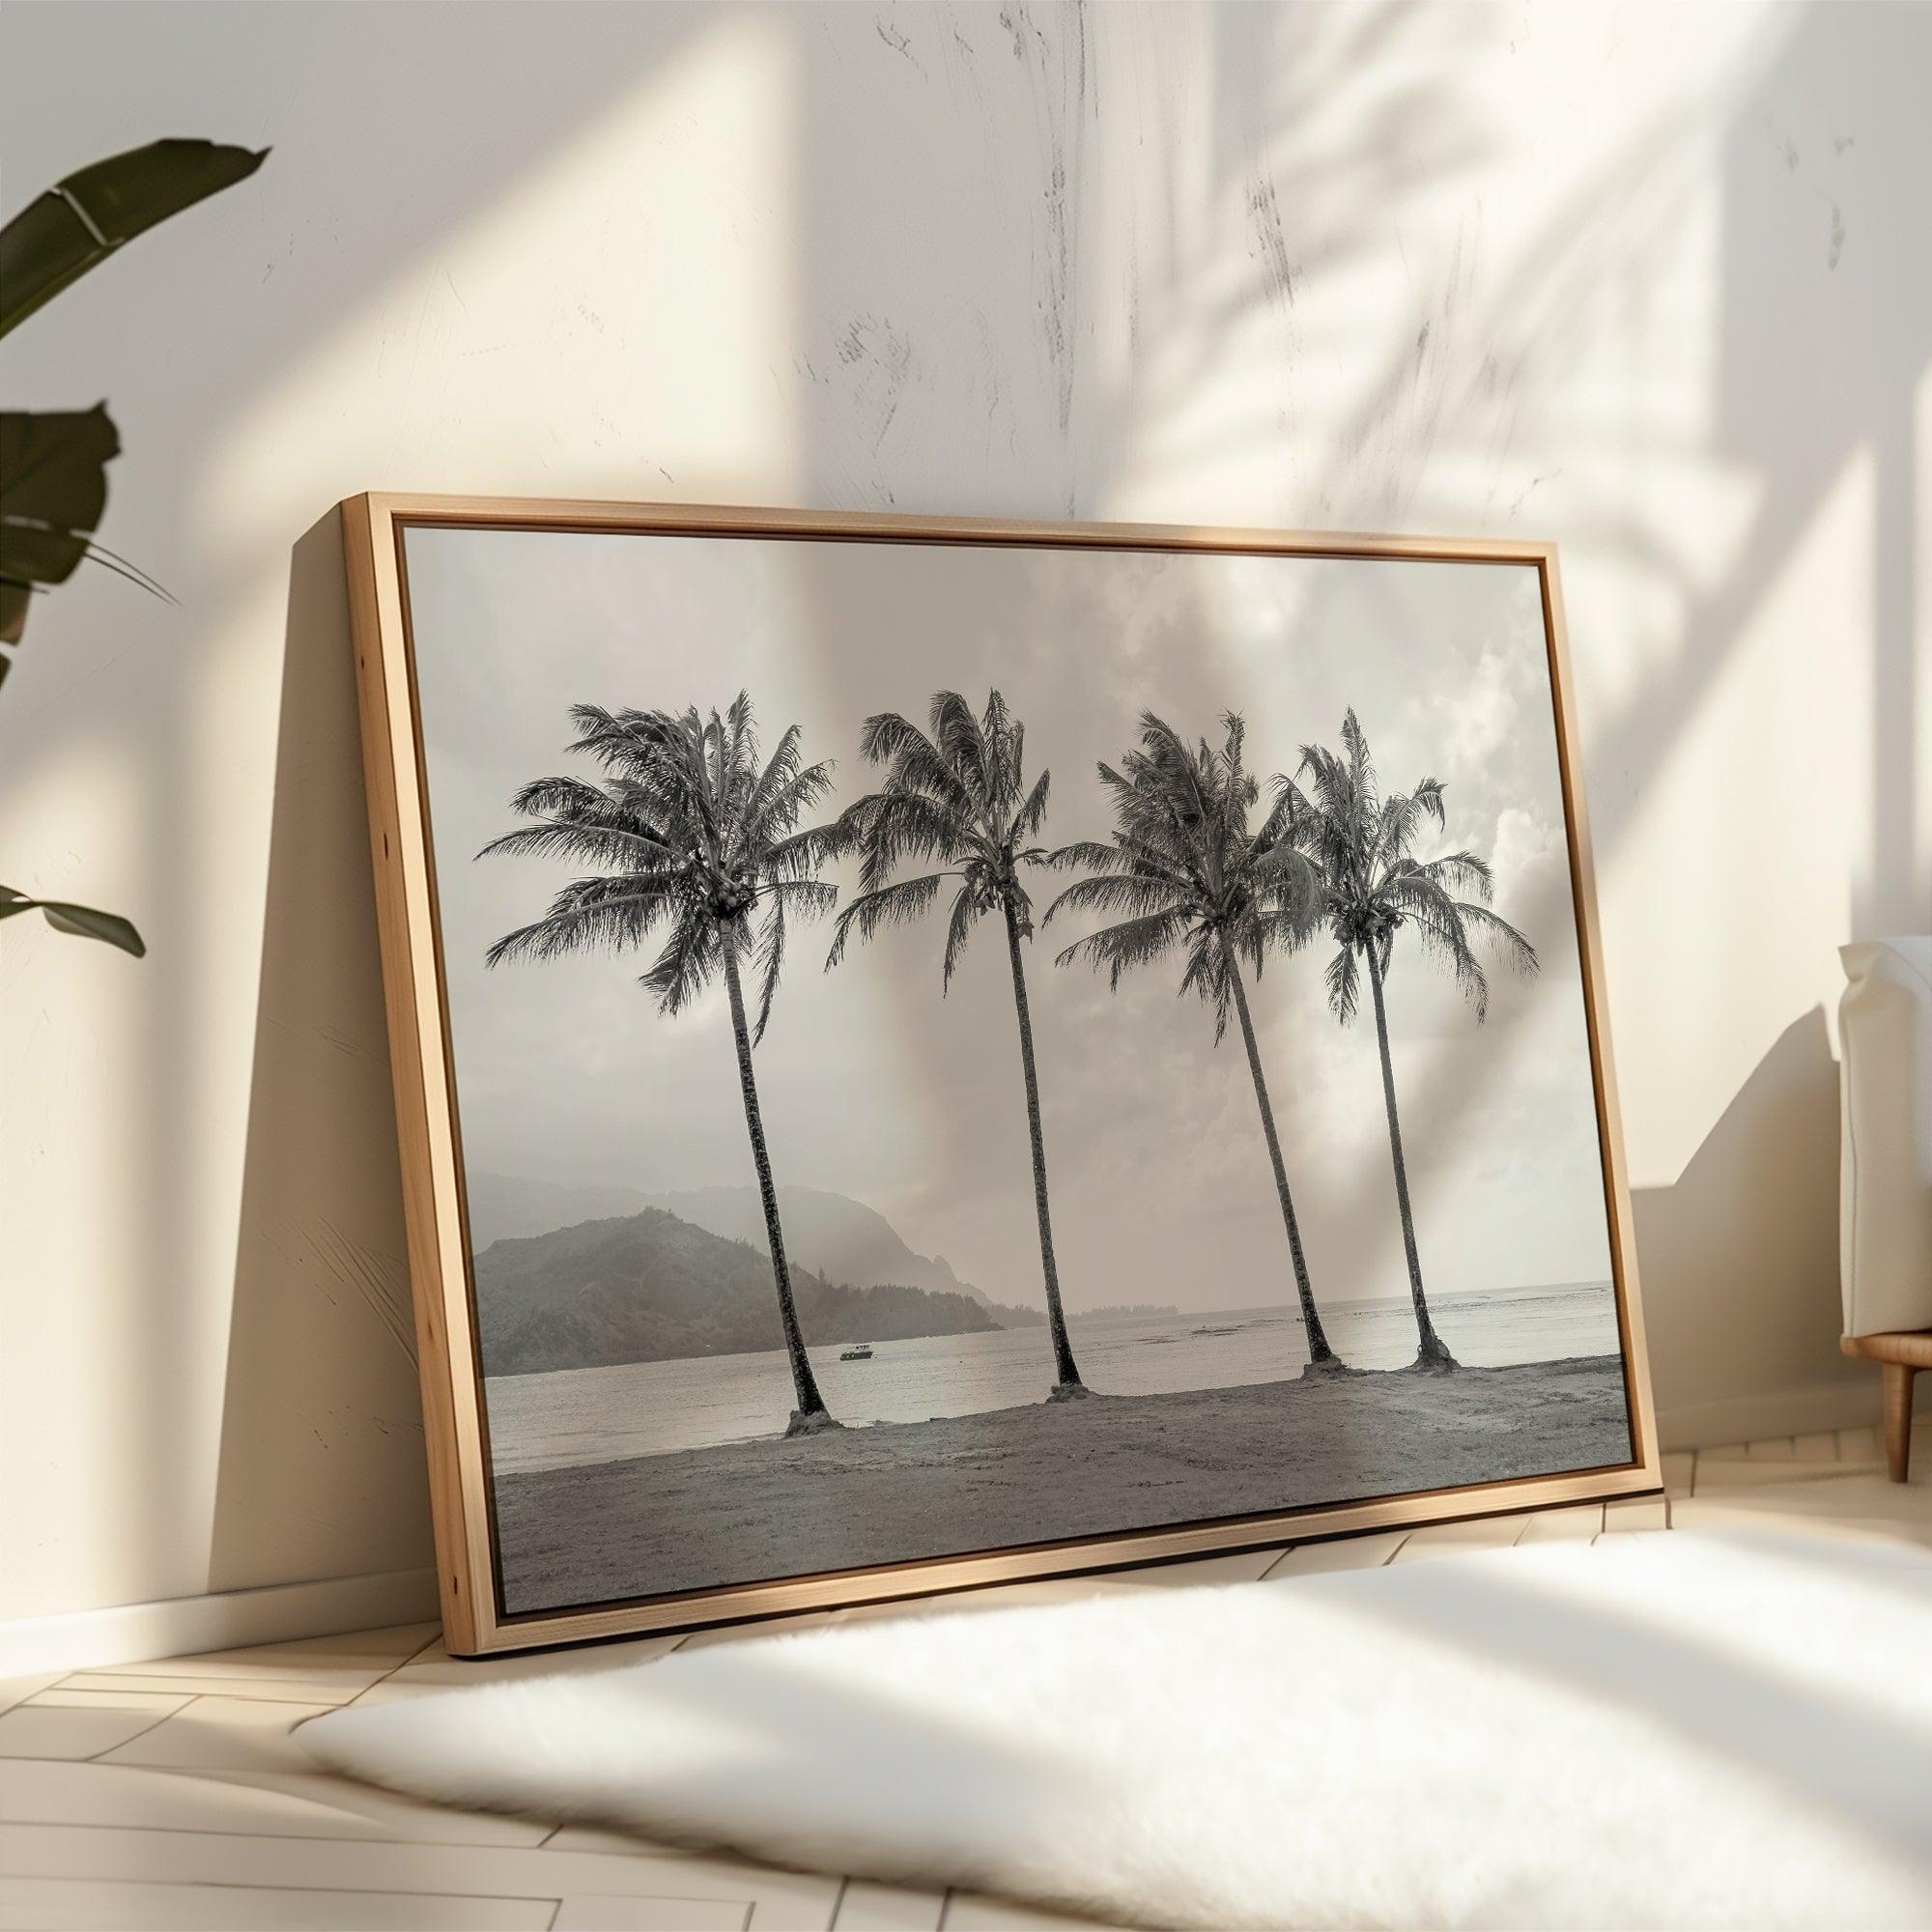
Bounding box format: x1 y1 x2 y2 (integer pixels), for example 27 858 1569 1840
399 522 1638 1618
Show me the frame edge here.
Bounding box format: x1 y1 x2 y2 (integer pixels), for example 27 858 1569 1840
341 494 494 1654
1539 546 1661 1479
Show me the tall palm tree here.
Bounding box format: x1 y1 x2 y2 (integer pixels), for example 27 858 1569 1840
480 695 843 1435
1285 710 1539 1372
825 691 1086 1398
1045 712 1346 1375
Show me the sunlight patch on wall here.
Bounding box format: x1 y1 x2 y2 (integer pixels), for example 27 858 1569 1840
1614 440 1875 1185
204 9 800 544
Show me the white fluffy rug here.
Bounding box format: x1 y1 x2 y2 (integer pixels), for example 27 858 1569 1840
302 1530 1932 1930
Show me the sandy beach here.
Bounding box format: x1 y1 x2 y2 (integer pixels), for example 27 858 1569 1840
492 1354 1631 1613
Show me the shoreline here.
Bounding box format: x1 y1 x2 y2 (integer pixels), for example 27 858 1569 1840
493 1354 1633 1614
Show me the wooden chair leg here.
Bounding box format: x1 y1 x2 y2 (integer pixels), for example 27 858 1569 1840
1882 1362 1917 1483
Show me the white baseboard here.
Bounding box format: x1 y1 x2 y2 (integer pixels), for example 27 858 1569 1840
1657 1378 1881 1453
0 1566 439 1678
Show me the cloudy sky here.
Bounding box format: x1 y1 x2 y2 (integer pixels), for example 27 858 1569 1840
405 524 1613 1319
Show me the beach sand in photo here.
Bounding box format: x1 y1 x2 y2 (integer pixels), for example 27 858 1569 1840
493 1353 1632 1613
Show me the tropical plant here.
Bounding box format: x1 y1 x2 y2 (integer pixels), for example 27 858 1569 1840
1 136 267 956
1284 709 1539 1370
2 137 268 656
1045 711 1345 1374
824 691 1087 1397
481 695 844 1435
0 887 144 955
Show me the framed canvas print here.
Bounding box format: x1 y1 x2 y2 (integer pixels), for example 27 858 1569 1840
342 496 1660 1655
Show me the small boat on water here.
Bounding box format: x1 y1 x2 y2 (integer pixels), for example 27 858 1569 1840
839 1343 874 1362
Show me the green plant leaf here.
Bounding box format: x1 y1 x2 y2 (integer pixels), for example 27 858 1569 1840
0 585 27 665
0 405 121 649
0 885 145 956
0 138 270 340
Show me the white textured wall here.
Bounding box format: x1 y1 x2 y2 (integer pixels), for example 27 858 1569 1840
2 1 1925 1625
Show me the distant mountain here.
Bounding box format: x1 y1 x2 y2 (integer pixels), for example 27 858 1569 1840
466 1171 989 1310
466 1173 654 1251
641 1184 992 1308
473 1206 1003 1378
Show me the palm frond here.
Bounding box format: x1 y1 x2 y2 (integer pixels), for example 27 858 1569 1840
842 789 976 891
483 874 681 969
1053 906 1191 989
500 773 668 833
1403 902 1492 1018
758 877 838 917
748 895 787 1045
1248 840 1321 918
930 690 992 810
746 876 839 1040
1322 943 1360 1024
824 870 948 970
857 711 972 815
1373 783 1444 868
1340 708 1379 822
740 722 801 826
994 709 1025 825
475 817 677 871
1458 898 1538 966
1041 838 1123 875
1175 924 1237 1041
1040 869 1188 925
1410 777 1447 826
745 757 837 856
1445 898 1540 986
567 706 719 850
761 816 844 883
639 901 721 1016
940 881 982 990
1414 849 1493 902
1293 741 1358 852
1252 783 1296 856
1009 765 1051 841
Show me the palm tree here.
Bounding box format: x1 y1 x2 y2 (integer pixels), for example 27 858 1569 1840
1285 710 1539 1371
1044 712 1346 1375
825 691 1087 1398
480 695 843 1435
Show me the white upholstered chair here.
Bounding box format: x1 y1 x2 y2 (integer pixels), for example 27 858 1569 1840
1836 937 1932 1480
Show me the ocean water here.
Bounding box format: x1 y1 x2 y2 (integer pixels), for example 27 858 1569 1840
484 1281 1622 1476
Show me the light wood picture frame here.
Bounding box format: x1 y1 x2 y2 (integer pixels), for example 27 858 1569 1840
342 494 1660 1656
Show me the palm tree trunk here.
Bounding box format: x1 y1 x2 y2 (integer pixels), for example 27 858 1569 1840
721 939 838 1430
1366 947 1457 1370
1001 899 1085 1394
1227 956 1341 1370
